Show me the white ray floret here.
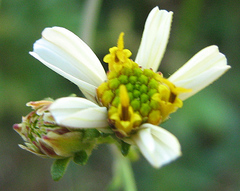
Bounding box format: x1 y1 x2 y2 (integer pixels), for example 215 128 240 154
49 97 108 129
132 123 181 168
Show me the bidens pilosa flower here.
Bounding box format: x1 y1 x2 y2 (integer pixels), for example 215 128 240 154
20 7 230 168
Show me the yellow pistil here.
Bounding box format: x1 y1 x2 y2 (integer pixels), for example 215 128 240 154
120 85 130 121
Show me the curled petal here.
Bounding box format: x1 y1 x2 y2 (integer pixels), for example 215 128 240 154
30 27 107 98
135 7 173 72
132 123 181 168
49 97 108 129
168 45 231 100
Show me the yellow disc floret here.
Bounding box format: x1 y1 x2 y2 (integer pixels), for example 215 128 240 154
97 33 191 138
108 85 142 137
103 32 133 73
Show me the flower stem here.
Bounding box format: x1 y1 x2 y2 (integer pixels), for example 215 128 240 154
108 145 137 191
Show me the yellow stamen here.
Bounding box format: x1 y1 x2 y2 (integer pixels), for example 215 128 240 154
120 85 129 108
120 85 129 121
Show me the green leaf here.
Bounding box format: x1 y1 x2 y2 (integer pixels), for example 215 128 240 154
121 141 130 156
51 158 71 181
73 150 88 165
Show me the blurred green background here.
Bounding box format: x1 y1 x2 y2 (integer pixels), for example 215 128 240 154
1 0 239 190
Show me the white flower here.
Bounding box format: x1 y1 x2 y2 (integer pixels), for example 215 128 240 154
30 7 230 168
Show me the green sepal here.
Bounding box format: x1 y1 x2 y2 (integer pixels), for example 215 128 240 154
83 129 100 139
73 150 88 165
51 157 71 181
121 141 130 156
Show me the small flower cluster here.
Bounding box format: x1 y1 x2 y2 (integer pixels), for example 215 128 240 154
14 7 230 179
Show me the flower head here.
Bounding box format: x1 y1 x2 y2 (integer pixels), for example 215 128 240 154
97 33 190 138
26 6 230 168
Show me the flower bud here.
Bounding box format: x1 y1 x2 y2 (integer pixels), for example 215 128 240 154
13 100 99 159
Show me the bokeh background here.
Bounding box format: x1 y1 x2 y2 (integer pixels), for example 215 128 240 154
1 0 239 190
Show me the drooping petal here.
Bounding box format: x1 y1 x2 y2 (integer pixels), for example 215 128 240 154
49 97 108 129
132 123 181 168
135 7 173 72
132 128 155 156
168 45 230 100
30 27 107 96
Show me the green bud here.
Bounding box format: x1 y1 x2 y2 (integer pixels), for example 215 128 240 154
119 75 128 84
150 99 160 110
122 67 133 76
148 78 158 89
102 90 114 106
133 67 143 77
148 88 158 98
115 88 120 95
13 100 99 159
112 96 120 107
129 75 137 84
140 93 149 103
140 84 148 93
131 99 141 111
134 83 141 90
107 70 119 79
140 103 151 117
109 78 120 90
138 74 149 85
143 68 154 78
126 83 134 92
133 90 141 98
128 92 133 101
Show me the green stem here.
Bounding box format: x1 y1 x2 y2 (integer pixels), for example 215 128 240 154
108 145 137 191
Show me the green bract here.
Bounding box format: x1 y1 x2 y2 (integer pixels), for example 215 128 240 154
13 100 99 159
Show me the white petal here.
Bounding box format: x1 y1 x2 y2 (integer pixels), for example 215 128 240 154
132 123 181 168
145 124 181 155
30 27 107 93
56 107 108 129
50 97 99 110
30 51 97 98
168 45 230 100
49 97 108 129
135 7 173 72
135 128 156 153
